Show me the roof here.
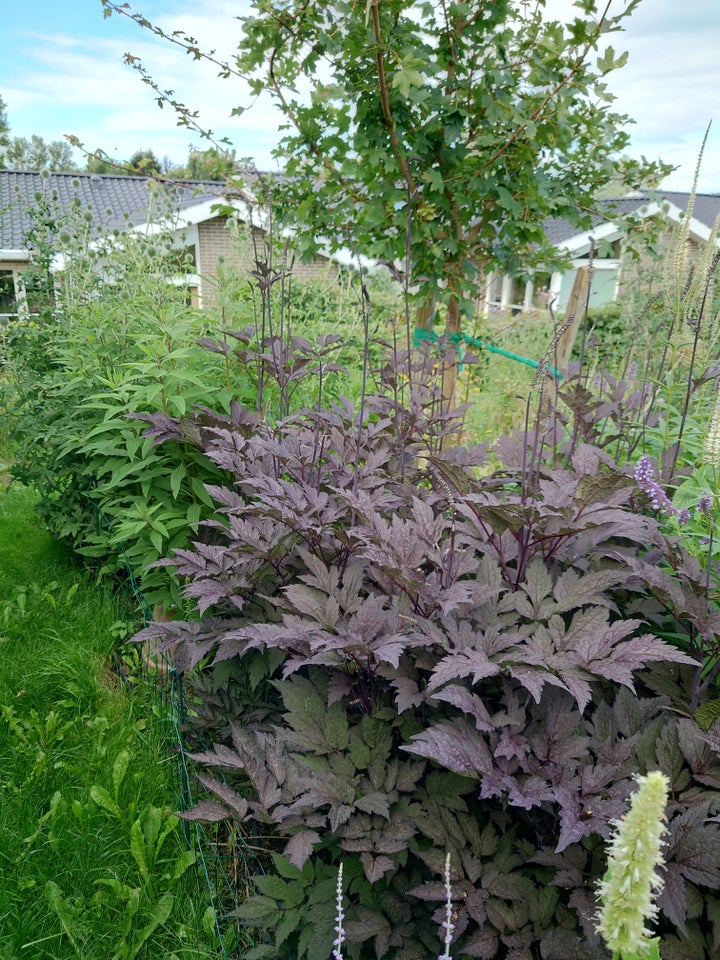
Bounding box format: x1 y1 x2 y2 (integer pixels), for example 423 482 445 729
3 172 719 264
543 191 720 249
656 191 720 230
0 170 232 251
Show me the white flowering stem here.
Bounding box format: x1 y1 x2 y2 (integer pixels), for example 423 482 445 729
332 862 345 960
438 852 454 960
596 771 669 960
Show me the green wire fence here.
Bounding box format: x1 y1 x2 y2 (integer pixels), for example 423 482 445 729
89 497 259 959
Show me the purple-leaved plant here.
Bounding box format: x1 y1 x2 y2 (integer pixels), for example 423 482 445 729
135 343 720 959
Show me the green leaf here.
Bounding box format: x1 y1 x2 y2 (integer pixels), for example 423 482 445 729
597 45 629 75
45 881 82 953
168 848 196 881
271 853 305 882
150 529 164 554
169 464 185 499
694 699 720 731
191 475 215 507
187 502 202 529
275 908 302 945
90 784 122 820
133 891 174 949
130 816 151 884
112 749 130 804
234 895 283 926
254 874 292 899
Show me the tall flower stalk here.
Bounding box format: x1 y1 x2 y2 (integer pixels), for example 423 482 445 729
596 771 669 960
332 863 345 960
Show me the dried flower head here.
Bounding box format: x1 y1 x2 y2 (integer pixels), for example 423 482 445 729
596 771 669 958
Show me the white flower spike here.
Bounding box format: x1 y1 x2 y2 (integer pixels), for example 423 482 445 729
596 771 669 960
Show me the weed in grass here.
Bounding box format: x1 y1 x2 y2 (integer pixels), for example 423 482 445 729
0 485 215 959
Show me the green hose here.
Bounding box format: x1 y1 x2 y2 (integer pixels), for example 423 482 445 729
413 327 563 380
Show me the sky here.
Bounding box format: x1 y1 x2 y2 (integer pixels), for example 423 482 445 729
1 0 719 192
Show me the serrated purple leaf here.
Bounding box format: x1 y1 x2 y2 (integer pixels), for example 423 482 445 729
176 799 231 823
402 719 492 776
284 829 320 868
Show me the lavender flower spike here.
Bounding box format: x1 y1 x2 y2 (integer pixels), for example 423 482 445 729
634 455 675 514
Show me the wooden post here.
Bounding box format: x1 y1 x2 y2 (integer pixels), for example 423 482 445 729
443 297 461 409
553 266 591 372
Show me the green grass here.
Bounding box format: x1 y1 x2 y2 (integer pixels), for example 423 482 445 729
0 486 217 960
458 309 558 443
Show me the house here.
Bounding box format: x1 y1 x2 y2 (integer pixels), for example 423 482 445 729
480 191 720 315
0 170 337 321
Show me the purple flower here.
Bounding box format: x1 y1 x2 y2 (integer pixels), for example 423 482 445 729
634 456 676 515
699 495 713 515
633 456 700 526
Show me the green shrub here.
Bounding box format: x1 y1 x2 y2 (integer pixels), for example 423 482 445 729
1 198 391 609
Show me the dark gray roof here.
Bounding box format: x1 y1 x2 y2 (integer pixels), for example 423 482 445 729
4 172 719 256
656 191 720 230
542 191 720 247
541 196 650 246
0 170 230 250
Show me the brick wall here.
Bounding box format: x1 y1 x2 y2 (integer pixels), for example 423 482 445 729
197 217 338 305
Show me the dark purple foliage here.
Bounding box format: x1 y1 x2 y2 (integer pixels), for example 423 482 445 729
133 347 720 959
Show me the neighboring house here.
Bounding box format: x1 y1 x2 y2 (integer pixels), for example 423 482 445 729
481 191 720 314
3 172 718 324
0 170 337 322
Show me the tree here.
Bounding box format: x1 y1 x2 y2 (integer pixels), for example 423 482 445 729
1 134 78 172
0 94 8 142
103 1 666 313
182 147 237 182
127 149 162 176
0 96 78 171
85 153 123 175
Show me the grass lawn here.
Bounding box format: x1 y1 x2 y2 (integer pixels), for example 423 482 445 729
0 485 216 959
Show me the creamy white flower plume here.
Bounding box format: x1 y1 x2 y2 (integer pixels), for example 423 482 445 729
596 771 669 958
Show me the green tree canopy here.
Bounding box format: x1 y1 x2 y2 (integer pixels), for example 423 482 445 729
0 95 78 171
182 147 237 182
0 94 8 139
1 134 78 172
127 149 162 176
103 0 668 325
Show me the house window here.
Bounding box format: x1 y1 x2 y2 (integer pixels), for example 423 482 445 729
508 276 526 310
0 270 18 322
487 273 503 308
532 272 552 309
